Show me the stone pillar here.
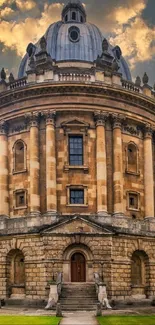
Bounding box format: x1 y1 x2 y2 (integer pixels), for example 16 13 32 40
29 113 40 215
144 124 154 218
45 111 57 214
0 121 9 216
112 114 124 215
94 112 108 215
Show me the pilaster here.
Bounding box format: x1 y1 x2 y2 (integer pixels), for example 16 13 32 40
94 111 109 216
0 120 9 216
112 114 125 216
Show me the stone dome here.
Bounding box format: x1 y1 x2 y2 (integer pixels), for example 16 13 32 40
18 0 131 81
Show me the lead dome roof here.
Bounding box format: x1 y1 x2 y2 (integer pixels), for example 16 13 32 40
18 0 131 81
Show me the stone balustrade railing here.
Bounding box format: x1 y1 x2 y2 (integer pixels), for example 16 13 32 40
121 79 141 93
9 77 27 90
58 73 92 82
0 71 155 101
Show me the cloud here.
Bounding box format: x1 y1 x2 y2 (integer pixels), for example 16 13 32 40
0 3 63 56
16 0 36 11
0 7 15 18
110 0 146 24
107 0 155 69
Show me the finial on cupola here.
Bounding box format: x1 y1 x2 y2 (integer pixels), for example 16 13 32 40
1 68 6 81
135 76 141 87
40 36 47 51
102 38 109 52
142 72 149 85
9 73 15 83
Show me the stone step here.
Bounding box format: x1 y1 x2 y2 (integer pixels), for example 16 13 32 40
60 305 97 311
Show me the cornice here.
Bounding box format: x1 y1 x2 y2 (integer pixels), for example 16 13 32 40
0 82 155 114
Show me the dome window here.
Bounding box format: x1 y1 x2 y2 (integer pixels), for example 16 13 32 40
80 16 83 23
69 26 80 43
65 14 68 22
72 12 76 20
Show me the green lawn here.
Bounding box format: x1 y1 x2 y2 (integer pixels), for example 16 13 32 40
0 316 62 325
97 316 155 325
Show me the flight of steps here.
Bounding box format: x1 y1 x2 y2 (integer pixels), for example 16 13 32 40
59 283 98 311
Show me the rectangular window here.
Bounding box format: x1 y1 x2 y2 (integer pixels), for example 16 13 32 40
129 193 138 210
70 189 84 205
69 135 83 166
16 191 26 208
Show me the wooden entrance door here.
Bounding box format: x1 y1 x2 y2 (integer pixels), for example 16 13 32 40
71 253 86 282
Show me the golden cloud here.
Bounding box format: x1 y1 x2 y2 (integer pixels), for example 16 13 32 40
0 3 63 56
0 7 15 18
16 0 36 11
110 17 155 68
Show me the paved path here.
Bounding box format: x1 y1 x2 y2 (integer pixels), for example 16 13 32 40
60 311 98 325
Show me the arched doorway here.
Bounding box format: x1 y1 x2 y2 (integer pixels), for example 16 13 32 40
6 249 25 298
71 253 86 282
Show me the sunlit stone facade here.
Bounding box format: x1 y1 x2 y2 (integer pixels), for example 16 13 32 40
0 0 155 305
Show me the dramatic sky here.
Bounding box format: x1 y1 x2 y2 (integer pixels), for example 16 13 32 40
0 0 155 84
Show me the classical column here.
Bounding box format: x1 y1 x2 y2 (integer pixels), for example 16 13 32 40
112 114 124 215
0 121 9 216
94 112 108 215
29 113 40 215
144 124 154 218
45 111 57 214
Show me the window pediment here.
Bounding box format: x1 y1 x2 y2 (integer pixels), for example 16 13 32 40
61 118 90 134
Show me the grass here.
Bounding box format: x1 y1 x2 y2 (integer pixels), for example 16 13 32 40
0 316 62 325
97 315 155 325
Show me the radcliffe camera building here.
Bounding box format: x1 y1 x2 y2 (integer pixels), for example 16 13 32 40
0 0 155 308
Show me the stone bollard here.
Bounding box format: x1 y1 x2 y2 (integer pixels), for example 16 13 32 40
96 302 102 316
56 303 62 317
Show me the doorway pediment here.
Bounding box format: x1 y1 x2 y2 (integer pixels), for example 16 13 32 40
41 215 114 235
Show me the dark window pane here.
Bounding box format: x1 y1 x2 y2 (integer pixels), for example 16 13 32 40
69 136 83 166
70 189 84 204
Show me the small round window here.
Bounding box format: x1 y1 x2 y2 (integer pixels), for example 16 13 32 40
69 26 80 43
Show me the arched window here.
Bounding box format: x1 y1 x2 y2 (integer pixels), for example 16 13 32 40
127 142 138 173
72 12 76 20
80 16 83 23
13 140 26 172
65 14 68 22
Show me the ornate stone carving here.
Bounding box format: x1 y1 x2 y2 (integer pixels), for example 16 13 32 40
42 110 56 126
111 113 126 129
144 123 154 138
10 123 28 134
94 111 109 127
25 111 40 128
0 120 8 135
123 124 141 137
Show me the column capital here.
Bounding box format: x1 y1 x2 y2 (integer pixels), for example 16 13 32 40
94 111 109 127
144 123 154 139
25 112 40 128
0 120 8 135
112 113 126 129
42 110 56 126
